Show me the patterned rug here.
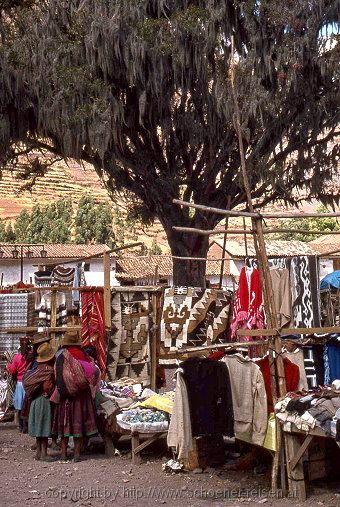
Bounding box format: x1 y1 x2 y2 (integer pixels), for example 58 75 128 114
290 256 321 328
160 287 232 364
106 290 153 384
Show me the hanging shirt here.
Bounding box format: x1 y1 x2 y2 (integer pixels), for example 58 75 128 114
180 357 234 438
256 355 300 414
221 353 267 446
231 267 264 341
283 347 308 392
270 268 292 328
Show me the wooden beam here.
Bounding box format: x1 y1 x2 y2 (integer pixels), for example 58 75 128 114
172 199 260 218
173 226 340 237
50 289 57 345
172 199 340 220
237 325 340 337
0 325 82 333
173 226 253 235
285 433 307 500
172 255 231 262
50 242 143 266
103 251 112 330
159 339 269 358
262 211 340 219
289 435 314 471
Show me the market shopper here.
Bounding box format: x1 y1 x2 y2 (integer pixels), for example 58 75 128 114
23 342 57 461
22 334 59 449
51 331 99 462
6 341 29 431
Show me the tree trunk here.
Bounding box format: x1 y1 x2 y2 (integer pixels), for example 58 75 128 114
166 227 210 287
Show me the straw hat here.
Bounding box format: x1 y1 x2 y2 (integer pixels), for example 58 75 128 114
36 342 57 363
32 333 50 345
61 330 82 348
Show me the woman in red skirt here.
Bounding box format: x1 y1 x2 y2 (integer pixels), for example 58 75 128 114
51 331 99 462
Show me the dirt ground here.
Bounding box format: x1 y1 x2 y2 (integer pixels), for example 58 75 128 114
0 422 339 507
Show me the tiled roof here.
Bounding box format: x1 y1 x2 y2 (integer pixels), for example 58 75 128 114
309 235 340 256
210 239 317 258
116 255 230 280
0 243 110 260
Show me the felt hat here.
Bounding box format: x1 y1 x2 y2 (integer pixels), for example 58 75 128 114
32 333 50 345
36 342 57 363
61 330 82 348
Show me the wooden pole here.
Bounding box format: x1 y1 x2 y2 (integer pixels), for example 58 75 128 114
103 252 111 330
173 199 260 218
173 226 253 235
219 216 230 289
236 325 340 337
50 290 57 347
230 35 285 402
150 293 158 391
173 226 340 236
172 199 340 220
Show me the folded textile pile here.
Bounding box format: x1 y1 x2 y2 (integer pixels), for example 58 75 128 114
116 408 169 433
275 385 340 438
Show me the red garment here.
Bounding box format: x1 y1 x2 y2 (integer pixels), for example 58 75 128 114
209 351 226 361
231 267 265 341
256 355 300 414
81 289 106 378
68 347 86 361
6 353 28 381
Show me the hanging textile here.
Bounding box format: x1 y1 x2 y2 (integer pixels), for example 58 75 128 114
81 288 106 378
269 268 292 328
256 355 300 414
283 348 309 391
3 351 16 410
221 353 267 446
0 293 28 358
290 256 321 328
34 269 52 309
180 357 234 437
167 368 193 461
231 267 264 342
107 290 152 384
51 266 75 286
324 341 340 383
303 345 325 389
160 287 232 363
37 291 68 331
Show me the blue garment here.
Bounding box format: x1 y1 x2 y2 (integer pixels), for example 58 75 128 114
320 271 340 290
12 381 25 410
327 343 340 382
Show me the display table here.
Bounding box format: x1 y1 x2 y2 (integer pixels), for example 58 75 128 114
131 431 168 465
281 422 334 501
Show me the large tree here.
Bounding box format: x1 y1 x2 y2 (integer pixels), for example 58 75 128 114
0 1 339 285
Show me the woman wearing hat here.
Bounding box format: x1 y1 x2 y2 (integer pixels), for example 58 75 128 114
23 342 57 461
52 330 98 462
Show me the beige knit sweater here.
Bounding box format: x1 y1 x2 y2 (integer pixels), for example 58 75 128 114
221 354 267 446
167 368 193 460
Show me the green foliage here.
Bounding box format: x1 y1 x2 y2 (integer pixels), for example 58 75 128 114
95 203 114 247
75 194 97 244
275 206 340 242
0 219 6 241
40 199 72 243
27 204 44 243
149 239 162 255
75 195 114 246
14 209 30 242
5 223 16 242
